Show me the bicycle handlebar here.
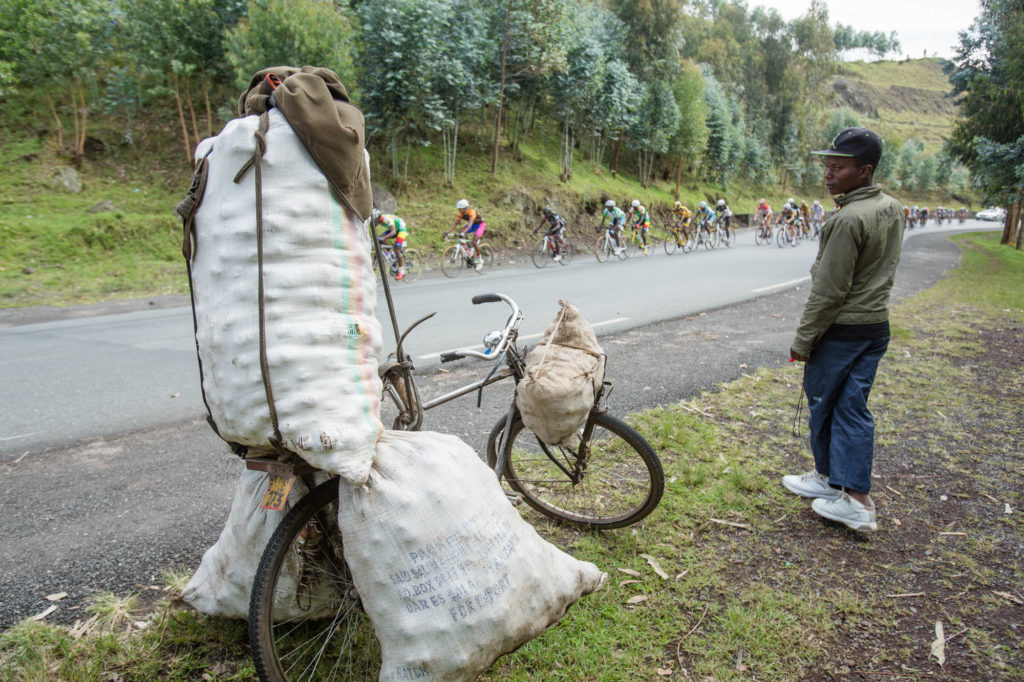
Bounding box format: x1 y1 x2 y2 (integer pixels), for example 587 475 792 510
440 351 463 363
472 293 502 304
440 293 522 362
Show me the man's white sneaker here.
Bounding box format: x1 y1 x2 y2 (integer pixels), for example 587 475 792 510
613 247 624 255
781 470 841 500
553 254 562 261
812 493 877 532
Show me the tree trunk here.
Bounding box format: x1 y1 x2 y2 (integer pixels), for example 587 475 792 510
47 96 65 154
491 0 512 175
185 77 200 151
69 84 81 166
204 82 213 139
611 133 623 178
172 72 192 164
76 80 88 165
674 156 683 199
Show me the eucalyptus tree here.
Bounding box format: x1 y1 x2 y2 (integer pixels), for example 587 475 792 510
120 0 231 162
595 58 641 177
699 65 744 185
0 0 110 164
945 0 1024 246
666 60 708 197
629 80 680 188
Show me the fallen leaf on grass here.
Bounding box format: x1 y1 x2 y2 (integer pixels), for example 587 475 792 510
1005 504 1013 515
930 620 945 666
29 605 57 621
617 568 642 577
993 591 1024 605
656 668 673 676
46 592 68 602
640 553 669 580
626 595 648 605
619 580 643 587
710 518 751 530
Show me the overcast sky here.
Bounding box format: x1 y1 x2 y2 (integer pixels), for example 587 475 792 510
761 0 981 60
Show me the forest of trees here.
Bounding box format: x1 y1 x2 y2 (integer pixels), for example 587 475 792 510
0 0 977 200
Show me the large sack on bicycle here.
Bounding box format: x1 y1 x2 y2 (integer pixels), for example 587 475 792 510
516 301 605 446
182 468 331 620
338 430 606 682
180 67 383 485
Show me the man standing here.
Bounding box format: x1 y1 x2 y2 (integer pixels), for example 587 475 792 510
782 127 906 532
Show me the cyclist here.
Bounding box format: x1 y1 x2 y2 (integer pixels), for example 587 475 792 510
628 199 651 253
714 199 734 241
694 200 716 233
958 206 967 223
776 200 799 240
798 200 812 237
445 199 486 269
600 199 627 254
919 206 930 225
810 200 825 237
373 209 409 280
671 201 692 230
755 198 773 230
535 206 567 261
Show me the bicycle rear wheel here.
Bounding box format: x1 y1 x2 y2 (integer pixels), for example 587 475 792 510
559 241 575 265
476 243 494 273
485 412 664 529
440 245 464 277
249 478 379 682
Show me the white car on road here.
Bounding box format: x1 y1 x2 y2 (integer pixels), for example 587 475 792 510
976 206 1006 221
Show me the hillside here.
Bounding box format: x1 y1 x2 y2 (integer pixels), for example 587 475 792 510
0 59 965 309
830 58 958 152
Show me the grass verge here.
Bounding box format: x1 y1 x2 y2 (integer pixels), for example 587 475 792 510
2 233 1021 680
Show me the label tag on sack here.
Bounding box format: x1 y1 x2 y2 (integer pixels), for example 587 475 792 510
260 474 296 511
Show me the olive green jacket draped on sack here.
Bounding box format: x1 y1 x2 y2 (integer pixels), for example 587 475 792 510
238 66 373 221
791 185 906 357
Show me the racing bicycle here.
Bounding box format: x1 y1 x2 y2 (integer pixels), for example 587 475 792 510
373 240 422 282
440 234 494 277
594 225 628 262
531 232 575 267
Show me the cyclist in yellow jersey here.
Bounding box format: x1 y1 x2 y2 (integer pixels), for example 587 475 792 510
671 200 692 228
373 209 409 279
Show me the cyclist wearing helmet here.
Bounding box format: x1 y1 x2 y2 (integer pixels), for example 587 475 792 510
694 200 715 231
628 199 651 253
671 200 692 229
810 200 825 236
373 209 409 279
445 199 486 268
600 199 626 253
715 198 733 240
756 198 773 229
536 206 567 260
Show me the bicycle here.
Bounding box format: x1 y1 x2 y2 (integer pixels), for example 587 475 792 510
247 290 664 682
623 225 659 257
694 216 719 250
531 232 575 268
440 234 494 277
594 225 628 262
712 214 735 248
662 218 694 255
776 219 799 248
373 241 422 282
753 214 773 246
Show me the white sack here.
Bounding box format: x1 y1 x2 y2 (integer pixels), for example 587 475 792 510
338 430 606 682
516 301 605 446
183 468 329 620
190 109 383 485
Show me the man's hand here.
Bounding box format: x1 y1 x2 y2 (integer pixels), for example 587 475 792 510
789 347 808 362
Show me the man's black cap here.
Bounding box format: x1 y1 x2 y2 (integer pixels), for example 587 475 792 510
811 127 883 167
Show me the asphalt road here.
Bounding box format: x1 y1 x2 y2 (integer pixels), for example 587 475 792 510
0 227 987 629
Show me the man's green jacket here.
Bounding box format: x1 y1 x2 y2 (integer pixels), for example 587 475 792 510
792 185 905 357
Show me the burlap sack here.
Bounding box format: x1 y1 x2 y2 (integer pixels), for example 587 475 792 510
516 301 605 445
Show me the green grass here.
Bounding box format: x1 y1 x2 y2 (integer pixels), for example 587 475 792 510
3 233 1019 680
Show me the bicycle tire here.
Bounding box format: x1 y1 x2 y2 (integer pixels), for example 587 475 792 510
440 245 463 278
720 227 733 248
776 226 788 248
595 235 610 263
707 227 720 249
664 231 678 255
530 240 549 269
754 226 766 246
485 412 664 529
249 478 379 682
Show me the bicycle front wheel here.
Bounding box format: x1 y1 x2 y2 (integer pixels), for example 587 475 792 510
530 240 549 268
440 245 463 278
776 227 788 248
664 231 678 255
400 249 422 282
595 235 610 263
485 412 664 529
249 478 379 682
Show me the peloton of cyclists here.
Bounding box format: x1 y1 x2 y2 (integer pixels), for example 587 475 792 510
628 199 651 253
373 209 410 280
600 199 627 255
535 206 568 261
445 199 487 270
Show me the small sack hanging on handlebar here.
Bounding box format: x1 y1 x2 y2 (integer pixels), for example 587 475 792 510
516 301 606 446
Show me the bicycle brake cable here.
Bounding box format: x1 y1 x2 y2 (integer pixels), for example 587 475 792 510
477 350 506 408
